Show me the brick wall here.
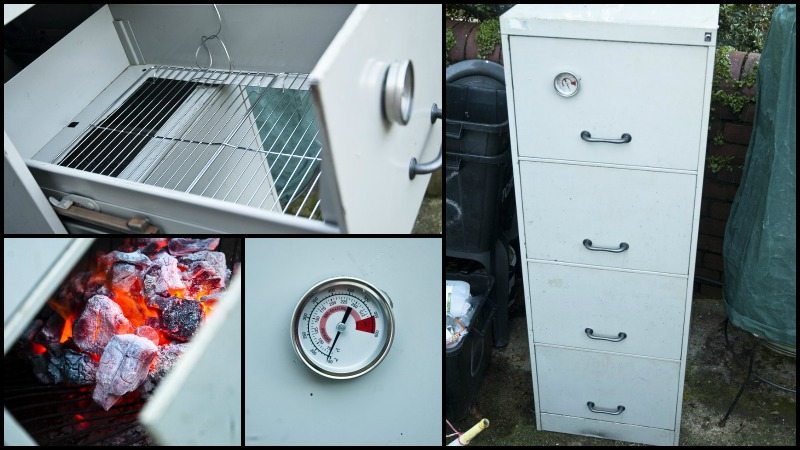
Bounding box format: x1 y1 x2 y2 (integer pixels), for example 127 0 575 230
447 21 759 298
696 50 760 298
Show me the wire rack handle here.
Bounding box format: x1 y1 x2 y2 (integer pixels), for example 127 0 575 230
195 4 233 74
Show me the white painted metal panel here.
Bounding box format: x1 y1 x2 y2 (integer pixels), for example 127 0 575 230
29 162 338 234
501 4 719 46
510 37 707 171
244 238 441 445
528 262 687 360
141 275 241 445
310 5 441 233
672 43 718 445
4 408 36 446
107 4 355 73
539 413 674 446
3 4 33 25
4 132 66 233
3 238 94 355
536 345 680 430
3 6 128 158
520 162 696 274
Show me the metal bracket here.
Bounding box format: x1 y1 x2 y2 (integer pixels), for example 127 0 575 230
49 194 100 211
113 19 146 65
48 195 158 234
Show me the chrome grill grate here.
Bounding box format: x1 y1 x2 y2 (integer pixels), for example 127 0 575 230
55 65 323 220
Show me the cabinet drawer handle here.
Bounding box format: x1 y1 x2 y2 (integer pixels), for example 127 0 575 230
409 103 443 179
583 239 629 253
587 402 626 415
585 328 627 342
580 130 632 144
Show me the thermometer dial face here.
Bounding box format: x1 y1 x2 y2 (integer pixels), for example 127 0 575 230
554 72 579 97
291 277 395 380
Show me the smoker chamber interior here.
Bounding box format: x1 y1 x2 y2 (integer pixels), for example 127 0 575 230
4 238 242 445
34 65 323 220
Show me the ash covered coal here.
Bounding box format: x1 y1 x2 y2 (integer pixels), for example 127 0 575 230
143 252 186 298
100 250 153 269
93 334 158 410
73 295 134 355
168 238 220 256
135 325 160 346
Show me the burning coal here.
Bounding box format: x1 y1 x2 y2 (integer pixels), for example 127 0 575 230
22 238 230 410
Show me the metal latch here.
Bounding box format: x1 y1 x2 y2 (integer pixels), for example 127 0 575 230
48 195 159 234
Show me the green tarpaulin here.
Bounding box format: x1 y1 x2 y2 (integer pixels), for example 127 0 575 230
723 4 796 347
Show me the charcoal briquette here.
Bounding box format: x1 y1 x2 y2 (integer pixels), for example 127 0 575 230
73 295 134 355
159 297 204 342
167 238 220 256
93 334 158 410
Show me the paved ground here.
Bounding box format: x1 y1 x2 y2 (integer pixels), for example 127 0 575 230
449 289 796 446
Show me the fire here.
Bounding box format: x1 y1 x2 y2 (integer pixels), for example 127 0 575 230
60 316 73 343
110 284 158 328
200 296 217 316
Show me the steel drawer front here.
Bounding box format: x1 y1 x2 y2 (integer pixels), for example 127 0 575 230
539 413 675 446
520 161 696 274
528 262 687 359
535 345 680 430
510 36 707 171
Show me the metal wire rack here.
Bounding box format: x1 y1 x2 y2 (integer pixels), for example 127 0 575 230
54 65 323 220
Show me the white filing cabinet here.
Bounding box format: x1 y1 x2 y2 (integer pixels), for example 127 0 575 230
500 5 719 445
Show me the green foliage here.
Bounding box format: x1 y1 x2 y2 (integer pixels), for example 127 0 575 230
707 155 736 174
718 4 777 53
711 45 758 115
446 28 455 65
476 19 500 59
445 4 513 21
712 132 725 147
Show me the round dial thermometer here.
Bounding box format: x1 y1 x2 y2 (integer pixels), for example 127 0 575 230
291 277 395 380
554 72 579 97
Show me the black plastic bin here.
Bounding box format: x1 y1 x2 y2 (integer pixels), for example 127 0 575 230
446 272 495 421
446 151 512 254
446 83 509 157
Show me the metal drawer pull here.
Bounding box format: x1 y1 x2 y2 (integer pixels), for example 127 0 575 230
409 103 443 179
580 130 632 144
583 239 629 253
409 144 442 179
431 102 443 123
587 402 625 415
585 328 627 342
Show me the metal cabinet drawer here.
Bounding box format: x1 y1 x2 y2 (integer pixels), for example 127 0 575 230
509 36 707 171
539 413 675 446
528 262 687 360
536 345 680 430
4 5 441 234
519 161 696 274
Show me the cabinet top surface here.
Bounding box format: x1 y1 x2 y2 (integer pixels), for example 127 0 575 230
502 4 719 31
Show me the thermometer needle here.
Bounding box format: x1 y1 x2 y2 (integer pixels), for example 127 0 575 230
328 306 352 358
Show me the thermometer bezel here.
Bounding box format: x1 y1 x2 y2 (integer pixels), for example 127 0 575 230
554 71 579 97
290 276 395 380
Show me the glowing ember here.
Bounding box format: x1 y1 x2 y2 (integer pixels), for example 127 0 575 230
24 238 232 410
60 316 73 343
